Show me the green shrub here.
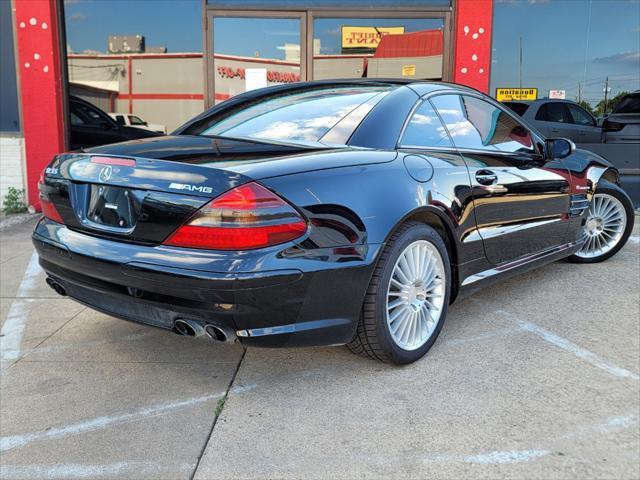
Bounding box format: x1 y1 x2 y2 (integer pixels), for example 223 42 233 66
2 187 28 215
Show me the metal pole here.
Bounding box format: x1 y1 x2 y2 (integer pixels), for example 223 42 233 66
519 36 522 92
604 76 609 114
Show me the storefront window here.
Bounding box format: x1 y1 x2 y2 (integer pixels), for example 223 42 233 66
63 0 201 146
212 17 302 104
1 0 20 132
490 0 640 114
207 1 451 6
313 18 445 81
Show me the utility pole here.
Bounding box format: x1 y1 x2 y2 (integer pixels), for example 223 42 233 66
578 83 582 103
519 36 523 92
603 76 609 114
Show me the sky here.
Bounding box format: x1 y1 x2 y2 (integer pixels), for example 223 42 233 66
490 0 640 102
64 0 202 53
64 0 640 104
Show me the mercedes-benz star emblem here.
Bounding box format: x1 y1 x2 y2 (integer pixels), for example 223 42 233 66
98 165 113 183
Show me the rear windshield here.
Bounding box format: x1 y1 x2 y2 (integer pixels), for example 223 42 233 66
613 94 640 114
200 86 391 144
503 102 530 116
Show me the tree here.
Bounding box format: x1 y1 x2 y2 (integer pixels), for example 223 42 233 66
577 100 594 115
594 91 630 116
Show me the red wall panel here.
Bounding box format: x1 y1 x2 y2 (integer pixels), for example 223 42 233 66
14 0 66 209
453 0 494 93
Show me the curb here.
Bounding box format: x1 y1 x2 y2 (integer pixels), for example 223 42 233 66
0 213 39 231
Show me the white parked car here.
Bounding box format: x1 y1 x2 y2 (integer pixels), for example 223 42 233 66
108 113 167 134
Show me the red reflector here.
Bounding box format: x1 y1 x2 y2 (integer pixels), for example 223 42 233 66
90 156 136 167
163 182 307 250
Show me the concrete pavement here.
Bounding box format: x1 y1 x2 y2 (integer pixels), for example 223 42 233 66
1 217 638 479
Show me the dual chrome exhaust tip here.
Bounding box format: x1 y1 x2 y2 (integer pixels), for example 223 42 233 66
173 318 236 343
45 277 235 344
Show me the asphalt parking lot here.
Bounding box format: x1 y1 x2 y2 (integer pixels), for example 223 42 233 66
1 217 639 480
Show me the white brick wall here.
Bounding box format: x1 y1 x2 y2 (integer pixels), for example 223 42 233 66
0 135 26 209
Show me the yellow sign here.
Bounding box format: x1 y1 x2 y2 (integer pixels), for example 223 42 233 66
495 88 538 101
341 26 405 50
401 64 416 76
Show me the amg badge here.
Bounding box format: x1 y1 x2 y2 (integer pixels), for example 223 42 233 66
168 182 213 194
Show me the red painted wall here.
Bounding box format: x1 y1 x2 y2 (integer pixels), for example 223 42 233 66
14 0 66 209
453 0 494 93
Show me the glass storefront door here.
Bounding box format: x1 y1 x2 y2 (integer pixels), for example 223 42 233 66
207 12 306 105
205 8 452 107
312 17 446 81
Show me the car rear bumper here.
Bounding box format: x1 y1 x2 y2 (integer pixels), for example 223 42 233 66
33 218 380 347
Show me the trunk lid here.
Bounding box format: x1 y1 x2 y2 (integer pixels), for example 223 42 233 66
42 152 256 244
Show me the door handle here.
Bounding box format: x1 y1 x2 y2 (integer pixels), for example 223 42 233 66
475 170 498 185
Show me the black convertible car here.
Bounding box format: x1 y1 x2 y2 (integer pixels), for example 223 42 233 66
33 80 634 364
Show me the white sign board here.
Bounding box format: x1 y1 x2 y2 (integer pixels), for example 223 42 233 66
549 89 566 99
245 68 267 92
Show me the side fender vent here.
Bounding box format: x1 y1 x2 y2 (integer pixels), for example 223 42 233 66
570 194 590 217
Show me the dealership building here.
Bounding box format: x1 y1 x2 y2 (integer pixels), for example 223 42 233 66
1 0 638 209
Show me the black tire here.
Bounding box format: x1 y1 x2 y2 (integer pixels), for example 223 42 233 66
566 180 634 264
347 222 451 364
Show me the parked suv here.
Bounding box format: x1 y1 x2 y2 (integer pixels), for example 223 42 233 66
503 99 601 143
602 91 640 143
69 96 163 150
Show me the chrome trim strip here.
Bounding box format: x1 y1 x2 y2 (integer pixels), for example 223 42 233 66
236 318 351 338
399 145 541 159
461 242 577 286
463 218 562 243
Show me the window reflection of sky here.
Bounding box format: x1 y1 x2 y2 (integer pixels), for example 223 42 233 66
203 88 389 142
431 95 534 153
401 101 452 147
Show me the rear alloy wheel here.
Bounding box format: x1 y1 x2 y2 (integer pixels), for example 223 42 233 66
386 240 446 351
348 222 451 364
567 180 634 263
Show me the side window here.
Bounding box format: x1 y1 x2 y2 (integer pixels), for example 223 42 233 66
115 115 125 125
70 112 85 126
567 104 595 126
399 100 452 148
129 115 146 125
535 103 570 123
431 94 535 154
73 103 111 127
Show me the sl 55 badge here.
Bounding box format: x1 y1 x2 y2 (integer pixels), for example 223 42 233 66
169 182 213 194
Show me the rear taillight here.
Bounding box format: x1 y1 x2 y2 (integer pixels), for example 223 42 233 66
602 119 625 132
163 182 307 250
38 172 64 223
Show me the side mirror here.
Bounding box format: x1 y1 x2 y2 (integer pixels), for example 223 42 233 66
546 138 575 159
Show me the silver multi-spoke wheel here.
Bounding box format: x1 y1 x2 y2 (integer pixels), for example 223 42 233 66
576 193 627 259
386 240 445 351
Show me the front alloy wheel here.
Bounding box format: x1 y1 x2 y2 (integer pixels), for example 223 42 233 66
567 180 634 263
576 193 626 259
